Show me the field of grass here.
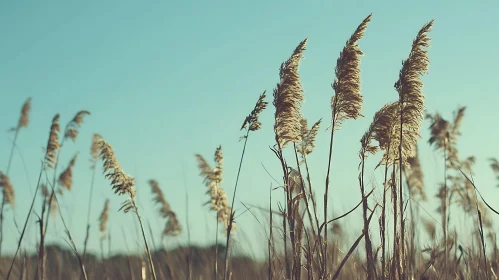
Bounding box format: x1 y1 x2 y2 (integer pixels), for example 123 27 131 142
1 13 499 280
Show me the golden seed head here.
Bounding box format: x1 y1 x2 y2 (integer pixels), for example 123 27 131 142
0 172 15 207
297 117 321 160
273 38 307 148
149 179 172 218
58 153 78 191
331 14 371 130
44 114 61 169
99 139 136 199
64 110 91 142
241 91 268 132
18 97 32 129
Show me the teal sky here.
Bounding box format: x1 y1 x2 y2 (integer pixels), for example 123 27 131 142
1 1 498 259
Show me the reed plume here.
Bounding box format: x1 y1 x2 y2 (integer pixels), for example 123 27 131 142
150 179 172 218
195 147 233 231
241 91 268 132
297 118 321 159
148 179 182 237
58 153 78 191
0 172 15 207
44 114 61 169
64 110 91 142
273 38 307 148
99 140 136 201
99 199 110 239
90 134 103 168
163 211 182 237
331 13 371 130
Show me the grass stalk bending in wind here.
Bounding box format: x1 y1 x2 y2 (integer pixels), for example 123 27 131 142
6 114 60 280
98 139 157 280
223 90 267 280
326 14 371 278
393 20 433 278
0 97 31 256
272 37 307 280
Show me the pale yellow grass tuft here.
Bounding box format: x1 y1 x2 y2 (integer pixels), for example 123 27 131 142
99 199 110 239
241 91 268 132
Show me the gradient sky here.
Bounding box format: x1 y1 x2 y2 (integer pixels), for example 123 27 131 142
1 0 498 260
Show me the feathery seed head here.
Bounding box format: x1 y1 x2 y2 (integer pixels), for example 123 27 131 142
99 199 110 239
241 91 268 132
149 179 172 218
331 14 371 130
65 110 91 142
273 38 307 148
163 212 182 237
58 153 78 191
394 20 433 151
18 97 32 129
99 139 136 199
297 117 321 159
45 114 61 169
195 147 234 232
90 134 103 163
0 172 15 207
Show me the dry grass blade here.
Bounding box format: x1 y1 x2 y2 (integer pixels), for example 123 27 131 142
0 172 15 207
58 153 78 191
331 14 372 130
241 90 268 132
65 110 91 142
273 38 307 148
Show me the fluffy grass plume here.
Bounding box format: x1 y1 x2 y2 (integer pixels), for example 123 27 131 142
99 139 136 212
58 153 78 191
241 91 268 132
44 114 61 169
41 184 56 215
331 14 372 130
394 20 434 164
273 38 307 148
195 146 233 231
0 172 15 207
90 134 103 168
99 199 109 239
10 97 32 131
65 110 91 142
149 179 172 218
149 179 182 236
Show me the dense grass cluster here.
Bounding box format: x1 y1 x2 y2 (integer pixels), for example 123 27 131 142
1 14 499 280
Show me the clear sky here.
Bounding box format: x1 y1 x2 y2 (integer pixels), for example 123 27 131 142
0 0 498 259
